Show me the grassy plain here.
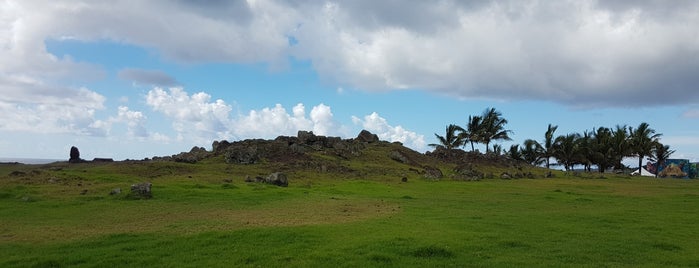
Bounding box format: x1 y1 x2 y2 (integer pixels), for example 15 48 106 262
1 150 699 267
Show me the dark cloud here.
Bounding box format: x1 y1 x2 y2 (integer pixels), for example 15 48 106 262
118 68 178 87
174 0 252 24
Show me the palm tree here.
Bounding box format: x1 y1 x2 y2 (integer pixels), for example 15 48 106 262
492 144 503 156
508 144 523 161
429 124 465 150
522 139 545 166
609 125 631 170
649 142 674 178
629 122 661 175
461 115 483 152
542 124 558 169
553 133 581 171
590 127 615 173
577 130 594 172
479 108 512 152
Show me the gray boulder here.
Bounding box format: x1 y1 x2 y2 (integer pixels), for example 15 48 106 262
389 150 410 164
130 182 152 199
110 188 122 195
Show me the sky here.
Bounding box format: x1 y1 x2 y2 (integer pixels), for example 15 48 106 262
1 0 698 163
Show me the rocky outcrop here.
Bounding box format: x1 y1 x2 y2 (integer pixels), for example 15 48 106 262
173 146 210 164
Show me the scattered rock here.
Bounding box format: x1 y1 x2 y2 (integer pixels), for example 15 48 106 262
453 164 483 180
110 188 122 195
9 171 26 177
130 182 152 199
500 172 512 179
356 130 379 143
401 177 408 182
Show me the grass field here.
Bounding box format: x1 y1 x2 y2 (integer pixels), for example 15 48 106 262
2 157 699 267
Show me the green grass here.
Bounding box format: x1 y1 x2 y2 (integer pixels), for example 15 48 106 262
1 158 699 267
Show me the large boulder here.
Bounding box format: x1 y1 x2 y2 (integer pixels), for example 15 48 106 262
356 130 379 143
389 150 410 164
265 172 288 187
297 130 317 144
423 166 443 179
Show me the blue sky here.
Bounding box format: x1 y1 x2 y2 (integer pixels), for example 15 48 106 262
1 1 698 164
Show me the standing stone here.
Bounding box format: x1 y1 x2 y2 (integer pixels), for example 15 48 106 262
69 146 83 163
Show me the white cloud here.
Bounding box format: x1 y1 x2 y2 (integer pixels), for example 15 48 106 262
145 87 345 144
115 106 148 138
3 0 698 117
0 74 108 136
146 87 234 143
352 112 426 151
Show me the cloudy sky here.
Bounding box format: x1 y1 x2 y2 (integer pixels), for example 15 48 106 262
1 0 698 163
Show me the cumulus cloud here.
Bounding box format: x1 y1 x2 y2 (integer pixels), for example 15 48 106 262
114 106 148 138
352 112 426 151
0 74 108 136
118 68 178 87
145 87 345 144
3 0 699 109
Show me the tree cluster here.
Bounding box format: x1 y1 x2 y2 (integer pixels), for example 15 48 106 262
430 107 512 153
432 108 674 174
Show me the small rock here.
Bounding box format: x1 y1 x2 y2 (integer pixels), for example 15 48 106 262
401 177 408 182
110 188 122 195
500 172 512 179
